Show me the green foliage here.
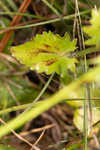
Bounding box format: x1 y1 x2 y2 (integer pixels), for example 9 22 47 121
66 142 82 150
0 144 18 150
0 77 39 108
1 5 100 150
11 31 77 79
84 8 100 49
10 17 100 136
0 59 39 109
0 64 100 138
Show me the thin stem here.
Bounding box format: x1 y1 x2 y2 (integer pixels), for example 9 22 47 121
0 98 100 116
0 11 42 19
23 72 55 113
0 10 90 33
75 0 88 149
41 0 61 17
41 0 67 27
0 104 30 115
0 66 100 138
76 47 99 57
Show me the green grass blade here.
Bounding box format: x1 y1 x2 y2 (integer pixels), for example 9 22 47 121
41 0 61 17
0 11 43 19
0 10 90 32
4 0 18 11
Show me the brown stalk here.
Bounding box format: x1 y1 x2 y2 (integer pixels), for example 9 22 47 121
0 0 31 52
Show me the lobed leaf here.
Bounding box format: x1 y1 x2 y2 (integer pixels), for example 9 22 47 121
11 31 77 78
84 8 100 48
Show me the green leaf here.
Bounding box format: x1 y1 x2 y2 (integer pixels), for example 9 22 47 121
0 59 39 109
66 142 81 150
84 8 100 48
0 77 39 109
0 144 18 150
11 31 77 78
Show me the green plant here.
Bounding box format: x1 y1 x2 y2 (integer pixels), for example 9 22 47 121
1 4 100 150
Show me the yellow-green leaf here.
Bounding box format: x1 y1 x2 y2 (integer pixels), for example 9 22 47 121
84 8 100 48
11 31 77 78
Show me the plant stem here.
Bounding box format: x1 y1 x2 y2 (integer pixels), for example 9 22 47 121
0 66 100 138
0 10 90 32
0 11 42 19
41 0 61 17
23 72 55 113
74 0 88 149
0 104 30 116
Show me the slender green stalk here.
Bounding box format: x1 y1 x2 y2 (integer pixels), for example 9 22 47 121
41 0 67 26
41 0 61 17
76 48 99 57
0 66 100 138
0 98 100 116
75 0 89 149
0 72 54 115
0 10 90 32
23 72 55 112
84 58 88 150
0 11 42 19
0 104 30 116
